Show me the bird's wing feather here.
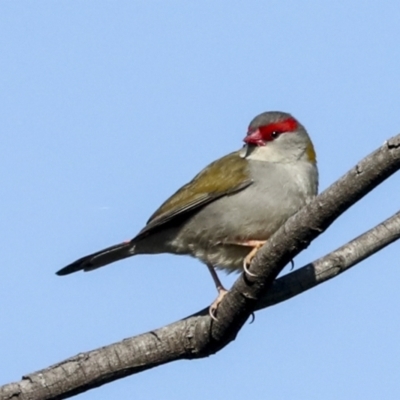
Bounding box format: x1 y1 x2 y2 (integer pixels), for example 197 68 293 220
134 151 252 240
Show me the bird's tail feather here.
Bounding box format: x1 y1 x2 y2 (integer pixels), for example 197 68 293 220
56 241 134 276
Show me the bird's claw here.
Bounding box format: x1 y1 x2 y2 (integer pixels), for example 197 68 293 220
243 256 258 277
243 241 266 277
209 288 228 321
249 312 255 324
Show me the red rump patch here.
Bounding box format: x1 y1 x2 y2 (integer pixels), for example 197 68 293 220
255 117 298 142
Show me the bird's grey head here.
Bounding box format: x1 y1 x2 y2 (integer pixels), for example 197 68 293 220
242 111 316 163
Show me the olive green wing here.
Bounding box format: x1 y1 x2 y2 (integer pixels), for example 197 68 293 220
134 151 252 240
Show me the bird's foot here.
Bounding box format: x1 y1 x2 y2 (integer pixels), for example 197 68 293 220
209 287 228 321
242 240 267 277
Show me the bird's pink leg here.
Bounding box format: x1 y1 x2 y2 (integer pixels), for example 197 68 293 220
236 240 267 276
205 240 266 319
206 263 228 321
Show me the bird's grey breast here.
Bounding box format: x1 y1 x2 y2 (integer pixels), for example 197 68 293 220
180 159 318 245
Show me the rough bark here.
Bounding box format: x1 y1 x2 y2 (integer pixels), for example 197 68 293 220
1 134 400 400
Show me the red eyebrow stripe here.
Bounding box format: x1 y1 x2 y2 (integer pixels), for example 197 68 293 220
256 117 298 141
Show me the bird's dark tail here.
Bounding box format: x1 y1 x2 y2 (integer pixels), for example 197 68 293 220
56 241 134 276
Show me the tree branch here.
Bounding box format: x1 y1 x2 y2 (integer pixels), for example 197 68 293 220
255 209 400 310
1 135 400 400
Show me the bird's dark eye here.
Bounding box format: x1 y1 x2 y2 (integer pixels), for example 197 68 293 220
271 131 280 139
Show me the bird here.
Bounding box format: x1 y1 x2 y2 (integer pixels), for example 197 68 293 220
57 111 318 319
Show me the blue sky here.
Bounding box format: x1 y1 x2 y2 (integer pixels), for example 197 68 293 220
1 1 400 399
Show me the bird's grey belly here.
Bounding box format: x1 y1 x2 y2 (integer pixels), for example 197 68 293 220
168 161 317 272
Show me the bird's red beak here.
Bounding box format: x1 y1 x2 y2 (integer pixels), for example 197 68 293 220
243 129 265 146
